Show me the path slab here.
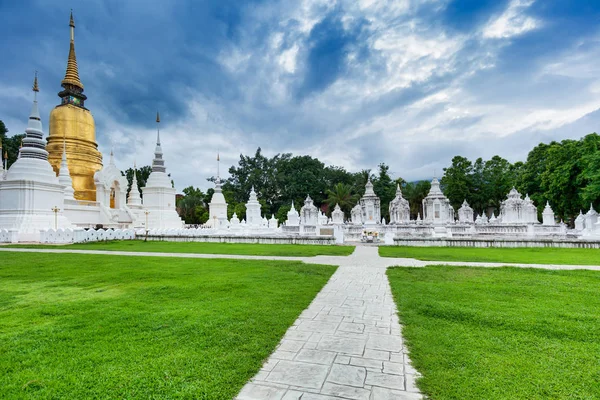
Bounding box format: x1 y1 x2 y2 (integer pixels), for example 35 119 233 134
236 246 423 399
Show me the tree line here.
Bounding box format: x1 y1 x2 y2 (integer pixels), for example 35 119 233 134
441 133 600 222
172 134 600 226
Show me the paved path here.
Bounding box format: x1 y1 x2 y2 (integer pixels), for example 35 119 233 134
237 246 422 400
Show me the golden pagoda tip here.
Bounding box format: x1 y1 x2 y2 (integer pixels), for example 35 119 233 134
156 111 160 123
33 71 39 92
70 10 75 28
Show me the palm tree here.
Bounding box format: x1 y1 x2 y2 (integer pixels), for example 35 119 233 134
326 183 359 216
402 180 431 219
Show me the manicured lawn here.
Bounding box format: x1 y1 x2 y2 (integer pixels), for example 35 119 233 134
0 252 336 399
379 246 600 265
9 240 355 257
387 266 600 399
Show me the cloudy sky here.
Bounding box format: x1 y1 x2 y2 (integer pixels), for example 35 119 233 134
1 0 599 191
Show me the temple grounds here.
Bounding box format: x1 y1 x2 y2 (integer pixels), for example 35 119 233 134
380 245 600 265
0 252 335 399
7 241 356 257
388 265 600 399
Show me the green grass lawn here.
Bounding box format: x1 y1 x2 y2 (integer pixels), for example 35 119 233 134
0 252 336 399
387 266 600 400
380 246 600 265
8 240 355 257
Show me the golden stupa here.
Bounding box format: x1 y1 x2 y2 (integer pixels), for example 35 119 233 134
47 12 102 201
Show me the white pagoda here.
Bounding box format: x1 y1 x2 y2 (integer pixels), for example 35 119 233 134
389 184 410 224
300 195 318 225
140 112 183 230
422 178 454 225
245 186 262 227
359 179 381 225
498 188 538 224
0 75 72 241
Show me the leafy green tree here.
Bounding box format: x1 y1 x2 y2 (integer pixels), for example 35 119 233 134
0 119 24 167
176 186 206 224
325 183 359 216
483 156 513 213
441 156 473 210
232 203 246 221
276 155 327 212
124 165 152 197
0 120 7 137
372 163 397 221
276 204 292 224
402 180 431 219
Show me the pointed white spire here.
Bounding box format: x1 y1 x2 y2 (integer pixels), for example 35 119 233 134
152 111 166 173
20 72 49 162
58 137 75 200
127 162 142 206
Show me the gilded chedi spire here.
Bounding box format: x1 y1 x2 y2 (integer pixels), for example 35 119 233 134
61 11 84 89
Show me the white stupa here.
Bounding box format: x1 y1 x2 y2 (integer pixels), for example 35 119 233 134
285 201 300 226
208 153 228 228
422 177 454 225
127 162 142 207
331 203 344 224
300 195 318 225
389 184 410 224
57 138 75 201
0 75 72 241
245 186 262 227
359 179 381 225
141 112 183 230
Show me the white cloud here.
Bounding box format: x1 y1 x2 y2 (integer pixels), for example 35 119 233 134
483 0 539 39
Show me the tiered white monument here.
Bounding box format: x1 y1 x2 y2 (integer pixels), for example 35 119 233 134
457 200 474 223
542 202 556 226
498 188 538 223
286 201 300 226
0 76 72 241
331 204 344 224
140 113 183 230
422 178 454 224
389 184 410 224
300 195 318 225
245 186 262 227
359 179 381 225
57 140 75 201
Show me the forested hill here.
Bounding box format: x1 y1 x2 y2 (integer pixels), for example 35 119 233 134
173 133 600 226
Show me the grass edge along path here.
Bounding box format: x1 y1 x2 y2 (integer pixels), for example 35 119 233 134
0 252 336 399
387 265 600 400
6 240 355 257
379 245 600 266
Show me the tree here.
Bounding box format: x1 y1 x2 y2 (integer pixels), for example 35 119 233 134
482 156 513 213
402 180 431 219
176 186 206 224
276 204 292 224
441 156 473 210
325 183 359 216
123 165 152 197
0 119 24 167
372 163 396 221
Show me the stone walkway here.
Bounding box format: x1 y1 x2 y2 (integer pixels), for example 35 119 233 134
236 246 422 400
2 245 600 400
